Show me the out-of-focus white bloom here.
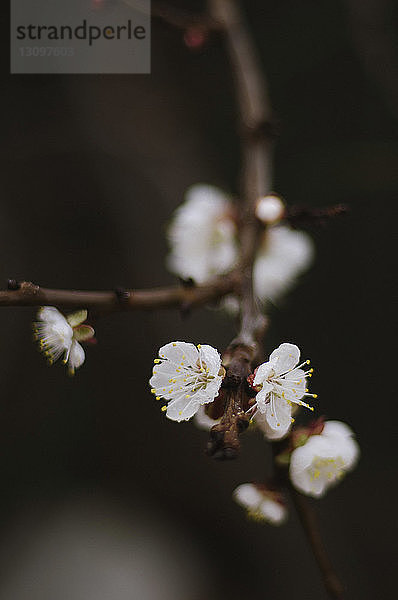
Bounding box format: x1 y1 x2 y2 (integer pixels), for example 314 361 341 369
167 183 313 304
255 194 285 224
233 483 287 525
149 341 224 422
167 184 238 283
253 226 314 303
34 307 94 375
194 405 221 430
252 343 316 439
289 420 360 498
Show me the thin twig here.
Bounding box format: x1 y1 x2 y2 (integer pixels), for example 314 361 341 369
286 204 348 227
290 486 344 599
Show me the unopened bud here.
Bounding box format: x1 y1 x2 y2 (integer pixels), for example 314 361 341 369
183 26 208 50
255 194 285 224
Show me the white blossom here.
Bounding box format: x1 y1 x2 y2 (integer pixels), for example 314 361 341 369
255 194 285 224
289 420 360 497
149 341 224 422
34 307 94 375
167 184 238 283
252 343 316 440
253 226 314 303
233 483 287 525
167 184 313 304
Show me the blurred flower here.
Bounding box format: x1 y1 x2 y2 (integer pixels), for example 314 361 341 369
167 184 314 305
149 341 224 422
193 405 221 430
289 420 360 497
253 226 314 303
251 342 316 440
255 194 285 224
233 483 287 525
167 184 238 283
34 307 94 374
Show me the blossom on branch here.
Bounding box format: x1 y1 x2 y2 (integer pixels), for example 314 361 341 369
253 225 314 304
233 483 287 525
167 184 238 283
34 307 94 375
166 183 313 305
289 420 360 497
250 342 316 440
149 341 224 422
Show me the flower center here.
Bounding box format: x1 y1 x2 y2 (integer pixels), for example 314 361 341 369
193 359 214 386
267 368 276 381
309 456 345 482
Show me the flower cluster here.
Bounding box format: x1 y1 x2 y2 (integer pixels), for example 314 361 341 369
166 184 314 305
149 342 315 434
149 340 360 508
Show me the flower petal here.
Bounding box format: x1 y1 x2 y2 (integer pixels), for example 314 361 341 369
199 344 222 376
255 386 272 413
269 343 300 374
278 368 307 404
37 306 68 326
254 407 292 440
263 393 292 434
166 395 200 422
194 405 221 430
157 341 198 367
67 340 85 373
322 420 354 439
253 226 314 303
259 498 287 524
233 484 263 509
253 363 274 386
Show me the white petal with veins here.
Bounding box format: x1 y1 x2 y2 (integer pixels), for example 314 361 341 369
149 341 224 422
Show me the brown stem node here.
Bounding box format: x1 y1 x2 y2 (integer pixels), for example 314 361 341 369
7 279 20 291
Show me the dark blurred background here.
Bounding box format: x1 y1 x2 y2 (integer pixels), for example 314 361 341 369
0 1 397 598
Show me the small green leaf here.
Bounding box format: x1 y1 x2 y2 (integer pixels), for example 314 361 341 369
73 324 94 342
67 309 88 328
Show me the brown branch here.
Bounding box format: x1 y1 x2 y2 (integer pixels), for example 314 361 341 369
286 204 348 228
290 486 344 599
203 0 273 459
0 275 238 313
209 0 272 353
